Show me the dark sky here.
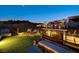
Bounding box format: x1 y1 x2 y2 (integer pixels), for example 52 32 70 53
0 5 79 22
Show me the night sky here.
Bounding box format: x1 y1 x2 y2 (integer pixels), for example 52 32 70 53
0 5 79 23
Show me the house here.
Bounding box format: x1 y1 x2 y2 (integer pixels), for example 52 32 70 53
65 16 79 29
47 20 65 29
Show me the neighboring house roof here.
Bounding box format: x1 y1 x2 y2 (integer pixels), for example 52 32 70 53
68 16 79 22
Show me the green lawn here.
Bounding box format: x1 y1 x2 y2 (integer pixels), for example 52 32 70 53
0 35 40 53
